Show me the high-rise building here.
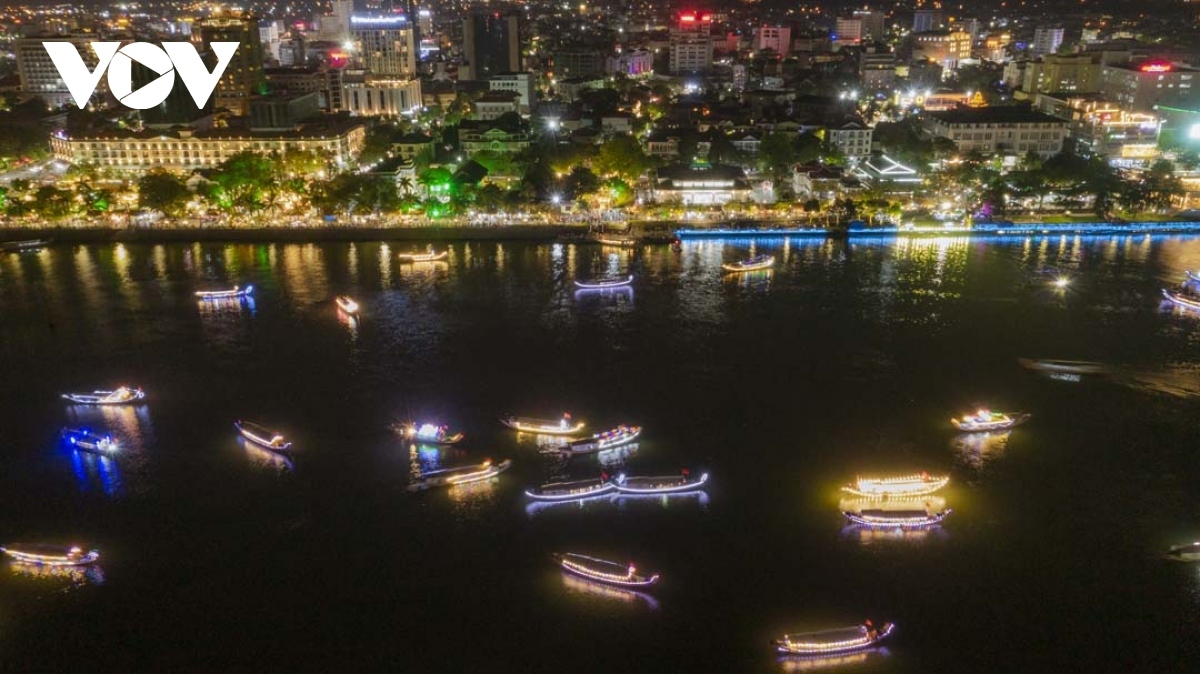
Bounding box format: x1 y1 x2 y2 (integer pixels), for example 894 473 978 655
913 30 973 73
834 18 863 45
350 15 416 77
462 13 521 81
853 10 886 42
15 34 101 108
669 11 713 75
199 15 266 116
1032 28 1065 58
756 25 791 57
325 0 354 43
1100 60 1197 112
913 9 943 33
259 20 284 64
552 50 605 79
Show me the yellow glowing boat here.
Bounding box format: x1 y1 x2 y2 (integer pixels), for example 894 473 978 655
1 544 99 567
722 254 775 272
397 249 448 263
556 553 659 587
61 386 145 405
235 420 292 451
335 296 359 314
501 414 585 436
841 473 949 498
951 409 1029 432
774 622 894 656
410 458 512 490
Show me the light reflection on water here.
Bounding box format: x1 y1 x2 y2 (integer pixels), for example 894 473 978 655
951 431 1012 470
241 439 294 472
778 647 889 672
8 561 106 589
560 572 660 610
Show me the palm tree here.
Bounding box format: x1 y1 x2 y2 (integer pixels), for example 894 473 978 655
398 176 414 196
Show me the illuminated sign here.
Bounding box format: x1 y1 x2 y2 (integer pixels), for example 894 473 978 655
1140 61 1172 73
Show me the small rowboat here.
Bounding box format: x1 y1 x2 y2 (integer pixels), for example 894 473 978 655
595 236 637 247
574 275 634 290
1167 542 1200 562
722 254 775 273
525 475 614 501
1018 358 1109 375
61 428 118 453
773 622 894 656
566 425 641 454
1163 288 1200 311
397 250 448 263
235 420 292 451
335 296 359 314
952 410 1030 432
841 473 949 498
501 414 585 436
613 470 708 494
556 553 659 587
1 544 99 567
195 285 253 300
1 239 50 252
401 422 464 446
61 387 145 405
843 507 951 529
410 458 512 490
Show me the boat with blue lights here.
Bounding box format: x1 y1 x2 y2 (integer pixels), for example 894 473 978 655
555 553 659 587
61 386 145 405
773 621 894 656
525 475 614 501
235 420 293 451
722 254 775 272
613 470 708 494
501 413 585 436
410 458 512 490
1 544 99 567
1167 542 1200 562
566 425 641 454
1163 288 1200 311
574 275 634 290
1185 271 1200 284
401 422 464 446
61 428 118 453
195 285 253 300
841 473 949 498
335 296 359 314
952 409 1030 432
843 506 951 529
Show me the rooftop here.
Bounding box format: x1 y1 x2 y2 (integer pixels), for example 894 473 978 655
925 107 1065 125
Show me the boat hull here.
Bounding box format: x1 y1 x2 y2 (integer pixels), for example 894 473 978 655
335 297 359 314
60 388 145 405
501 417 585 436
722 258 775 272
844 509 951 528
1 546 99 567
952 413 1029 432
841 475 949 498
397 251 448 263
566 427 641 454
1163 288 1200 310
412 459 513 490
196 286 252 300
525 480 614 501
613 472 708 494
1186 271 1200 284
556 553 659 587
234 422 292 451
574 275 634 289
774 623 894 656
62 429 117 454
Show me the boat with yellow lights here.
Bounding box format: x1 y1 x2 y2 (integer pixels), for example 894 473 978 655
397 249 448 263
1167 542 1200 562
841 473 949 498
61 386 145 405
722 254 775 273
335 296 359 314
235 420 293 451
773 621 894 656
565 425 641 453
1163 288 1200 311
843 506 951 529
61 428 119 454
411 458 512 490
525 475 614 501
501 414 585 436
613 470 708 494
555 553 659 587
952 409 1029 432
1 239 50 252
195 285 253 300
400 422 464 446
1 544 99 567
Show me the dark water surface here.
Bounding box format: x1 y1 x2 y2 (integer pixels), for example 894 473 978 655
3 237 1200 671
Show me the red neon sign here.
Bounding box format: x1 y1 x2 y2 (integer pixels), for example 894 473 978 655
1140 62 1172 73
681 14 695 22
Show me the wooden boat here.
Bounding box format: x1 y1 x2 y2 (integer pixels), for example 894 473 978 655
1167 542 1200 562
951 410 1030 433
841 473 949 498
410 458 512 490
195 285 253 300
555 553 659 587
1163 288 1200 311
61 428 118 453
574 275 634 290
843 507 951 528
234 420 292 451
566 425 641 454
722 254 775 273
525 475 614 501
400 422 464 446
335 296 359 314
773 621 894 656
1 544 99 566
613 470 708 494
397 249 448 263
61 386 145 405
1018 358 1109 375
501 414 585 436
1 239 50 252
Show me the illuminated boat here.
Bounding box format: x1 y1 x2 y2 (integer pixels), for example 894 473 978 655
843 507 951 528
1 544 99 567
566 425 641 453
400 422 464 446
61 386 145 405
556 553 659 587
1167 542 1200 562
773 621 894 656
1018 358 1109 375
335 296 359 314
613 470 708 494
525 475 614 501
574 275 634 290
397 249 448 263
234 420 292 451
722 254 775 272
841 473 949 498
1185 271 1200 284
411 458 512 489
501 413 585 436
61 428 118 454
1 239 50 251
195 285 253 300
1162 288 1200 311
952 409 1029 432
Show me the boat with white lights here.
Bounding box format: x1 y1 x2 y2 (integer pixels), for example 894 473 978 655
400 422 464 446
1 544 99 567
594 235 637 247
773 621 894 656
555 552 659 587
525 475 614 501
1018 358 1109 375
501 413 585 436
841 473 949 498
335 296 359 314
566 425 641 453
1162 288 1200 310
397 249 448 263
574 275 634 290
1 239 50 252
195 285 253 300
951 409 1029 432
613 470 708 494
61 386 145 405
1185 271 1200 284
1167 542 1200 562
722 254 775 273
410 458 512 489
61 428 118 454
234 420 293 451
843 507 951 528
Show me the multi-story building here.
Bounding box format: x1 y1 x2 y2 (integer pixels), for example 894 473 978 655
15 34 102 108
652 162 751 205
1100 60 1197 112
457 118 531 156
853 10 886 42
923 107 1069 157
606 50 653 78
860 50 898 91
1032 92 1162 162
826 121 873 160
913 30 973 73
342 78 422 116
199 15 266 116
912 9 943 34
552 50 605 79
669 12 713 74
1031 28 1065 58
259 20 284 64
756 25 791 57
248 92 321 130
834 18 863 46
488 72 536 114
350 15 416 78
462 13 521 81
473 91 520 120
1021 54 1104 94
